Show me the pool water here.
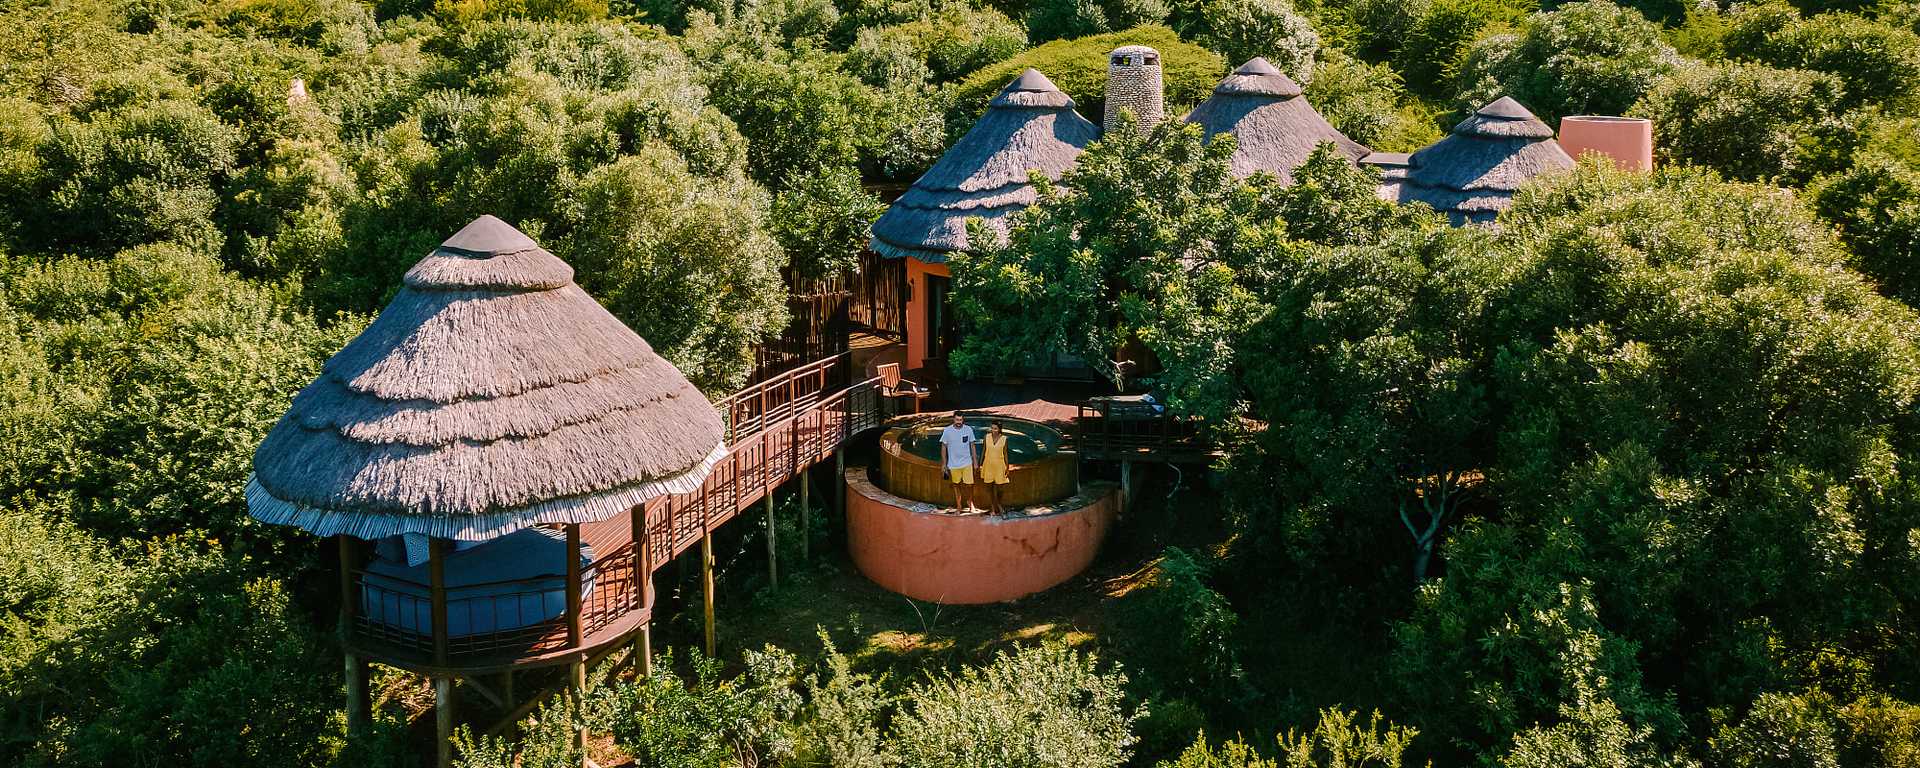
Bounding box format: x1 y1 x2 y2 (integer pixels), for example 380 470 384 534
896 417 1060 464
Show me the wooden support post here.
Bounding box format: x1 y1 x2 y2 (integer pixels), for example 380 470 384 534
565 524 583 648
702 532 716 656
501 670 514 713
835 449 845 517
571 653 588 765
1120 460 1133 515
337 535 370 733
799 468 810 563
429 539 450 667
435 677 454 768
633 505 653 678
765 490 779 590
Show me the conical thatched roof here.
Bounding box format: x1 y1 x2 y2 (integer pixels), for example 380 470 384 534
870 69 1100 262
1392 96 1574 224
1183 58 1369 181
247 216 727 541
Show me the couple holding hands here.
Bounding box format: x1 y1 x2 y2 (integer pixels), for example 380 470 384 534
936 413 1011 516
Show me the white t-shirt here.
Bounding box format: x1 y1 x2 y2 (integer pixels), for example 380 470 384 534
938 424 976 469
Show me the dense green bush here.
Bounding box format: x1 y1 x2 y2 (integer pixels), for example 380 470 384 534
0 509 378 766
1398 0 1531 99
1124 548 1248 705
600 647 802 767
1455 0 1678 121
848 4 1027 83
1628 60 1839 182
1810 138 1920 305
892 643 1142 768
1304 51 1442 151
1160 709 1418 767
1180 0 1318 80
1725 1 1920 112
951 26 1224 125
1026 0 1170 42
770 166 885 280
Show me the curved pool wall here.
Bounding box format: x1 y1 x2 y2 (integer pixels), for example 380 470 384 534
878 415 1078 507
844 469 1120 604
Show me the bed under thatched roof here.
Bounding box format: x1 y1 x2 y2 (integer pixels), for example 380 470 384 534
1182 57 1369 181
869 69 1100 263
1390 96 1574 224
247 215 727 541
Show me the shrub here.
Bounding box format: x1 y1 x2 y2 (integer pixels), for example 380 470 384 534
1725 2 1920 112
1393 0 1528 98
1183 0 1318 81
1455 0 1679 122
1304 51 1443 151
1126 548 1248 705
1027 0 1171 41
453 695 588 768
771 167 885 281
1628 61 1841 182
951 26 1224 126
1160 709 1419 767
892 643 1142 768
599 647 803 768
852 5 1027 82
1710 692 1842 768
1809 144 1920 305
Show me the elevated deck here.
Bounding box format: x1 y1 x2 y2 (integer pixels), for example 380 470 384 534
345 355 884 675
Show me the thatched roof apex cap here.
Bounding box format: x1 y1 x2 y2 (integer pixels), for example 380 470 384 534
442 214 538 256
1111 44 1159 56
1214 57 1303 97
404 216 574 291
991 68 1076 109
1453 96 1555 139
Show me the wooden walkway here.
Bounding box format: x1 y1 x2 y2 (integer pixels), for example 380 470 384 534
347 353 885 673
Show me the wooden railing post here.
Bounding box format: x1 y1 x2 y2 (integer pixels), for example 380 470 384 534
429 539 449 667
633 504 653 678
565 524 583 648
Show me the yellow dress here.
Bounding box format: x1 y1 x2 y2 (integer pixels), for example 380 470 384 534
980 433 1011 485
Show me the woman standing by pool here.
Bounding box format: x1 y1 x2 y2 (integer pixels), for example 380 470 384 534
980 420 1011 516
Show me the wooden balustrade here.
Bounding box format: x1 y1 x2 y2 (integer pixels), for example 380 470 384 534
347 374 883 670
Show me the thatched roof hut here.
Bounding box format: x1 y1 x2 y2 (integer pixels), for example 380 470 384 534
1390 96 1574 224
870 69 1100 262
1182 57 1369 181
247 216 726 541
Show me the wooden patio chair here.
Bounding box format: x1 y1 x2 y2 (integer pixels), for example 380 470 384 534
877 362 930 414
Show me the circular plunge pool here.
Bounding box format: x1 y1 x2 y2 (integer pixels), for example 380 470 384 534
877 415 1077 508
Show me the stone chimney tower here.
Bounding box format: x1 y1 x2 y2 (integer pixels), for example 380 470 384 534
1104 45 1164 134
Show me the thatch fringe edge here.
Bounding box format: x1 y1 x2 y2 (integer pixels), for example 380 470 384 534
870 238 955 263
246 440 728 541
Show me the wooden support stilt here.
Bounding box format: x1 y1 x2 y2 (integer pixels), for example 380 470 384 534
799 469 810 562
435 677 455 768
766 490 779 590
571 654 588 766
702 532 716 656
637 625 654 677
835 450 845 516
501 670 514 713
633 505 653 678
337 535 370 733
1120 460 1133 514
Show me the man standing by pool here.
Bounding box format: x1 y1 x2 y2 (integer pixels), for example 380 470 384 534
938 412 978 513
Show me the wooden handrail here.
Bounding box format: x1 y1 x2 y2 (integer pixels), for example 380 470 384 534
348 366 884 668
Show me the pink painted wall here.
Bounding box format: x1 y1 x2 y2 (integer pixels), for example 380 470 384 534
904 258 949 371
1558 116 1654 171
844 471 1118 604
